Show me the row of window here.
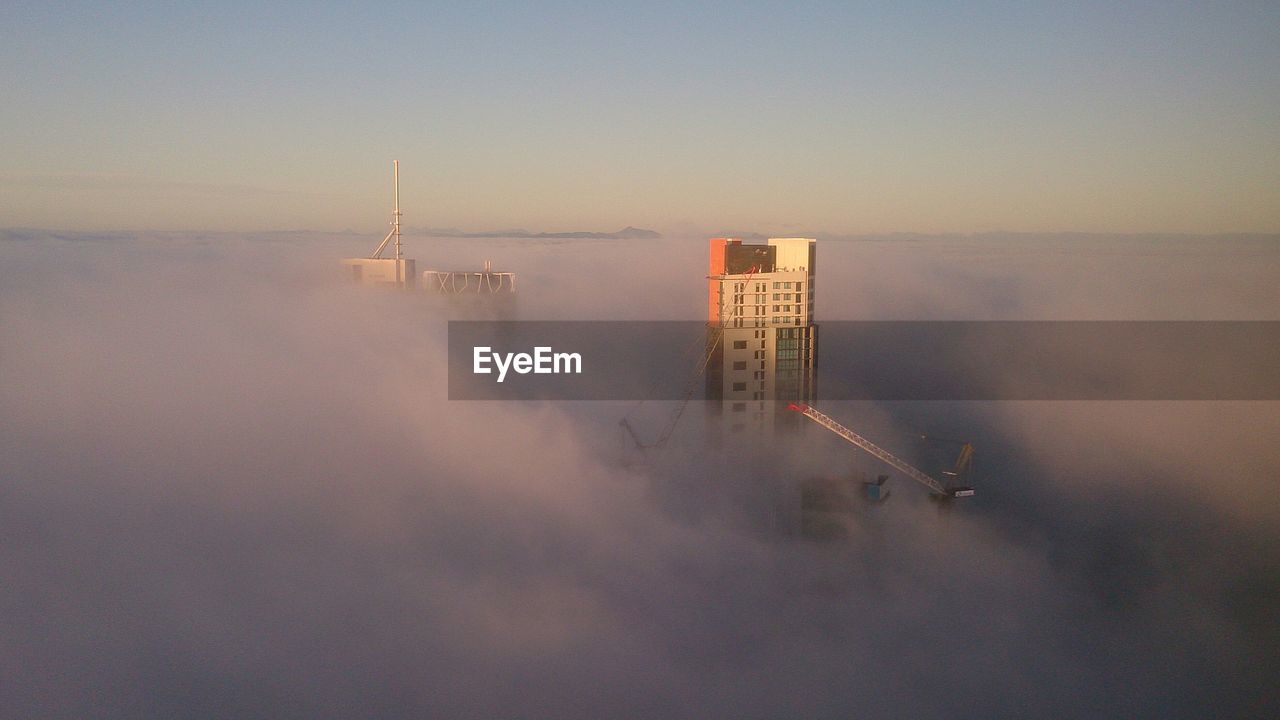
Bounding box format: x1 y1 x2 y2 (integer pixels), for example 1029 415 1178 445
732 325 816 351
733 318 803 327
731 304 807 315
729 292 808 304
732 281 806 291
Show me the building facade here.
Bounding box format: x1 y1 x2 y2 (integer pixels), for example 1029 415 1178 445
706 237 818 434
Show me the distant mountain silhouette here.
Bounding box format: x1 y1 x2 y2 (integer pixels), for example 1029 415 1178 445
711 230 770 241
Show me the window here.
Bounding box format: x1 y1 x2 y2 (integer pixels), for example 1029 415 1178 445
794 293 802 303
772 305 779 312
733 340 747 349
732 360 747 370
773 281 781 289
796 282 803 292
732 382 747 391
732 402 746 412
773 293 780 301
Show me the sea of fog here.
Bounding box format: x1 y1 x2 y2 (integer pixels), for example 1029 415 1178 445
1 229 1277 717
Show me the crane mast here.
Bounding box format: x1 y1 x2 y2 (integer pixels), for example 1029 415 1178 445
370 159 403 263
788 403 975 498
946 443 974 482
619 264 762 462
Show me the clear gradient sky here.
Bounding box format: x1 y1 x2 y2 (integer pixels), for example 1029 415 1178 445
2 1 1278 234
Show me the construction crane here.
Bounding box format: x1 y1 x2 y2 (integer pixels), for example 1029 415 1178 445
619 264 761 464
788 403 975 498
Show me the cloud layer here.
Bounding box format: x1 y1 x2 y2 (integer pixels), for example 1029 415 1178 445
1 232 1276 717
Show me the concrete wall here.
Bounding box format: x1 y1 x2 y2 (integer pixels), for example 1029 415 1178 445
339 258 416 288
709 237 819 436
768 237 815 273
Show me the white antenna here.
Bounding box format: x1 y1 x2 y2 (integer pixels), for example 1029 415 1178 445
393 159 402 261
370 160 403 263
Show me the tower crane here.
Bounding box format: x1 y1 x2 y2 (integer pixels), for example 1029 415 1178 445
619 264 762 464
788 403 975 498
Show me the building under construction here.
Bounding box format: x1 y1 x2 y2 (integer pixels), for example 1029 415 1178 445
342 161 515 297
340 161 416 288
705 237 818 434
618 234 975 540
422 259 515 295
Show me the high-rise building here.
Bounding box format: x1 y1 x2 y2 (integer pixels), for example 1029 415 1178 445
706 237 818 434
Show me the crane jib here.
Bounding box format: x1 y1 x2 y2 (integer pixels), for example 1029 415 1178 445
787 403 972 498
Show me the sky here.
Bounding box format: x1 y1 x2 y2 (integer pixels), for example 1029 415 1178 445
2 1 1278 233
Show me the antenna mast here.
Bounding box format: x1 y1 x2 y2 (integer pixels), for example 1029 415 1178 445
370 160 403 265
393 159 401 261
